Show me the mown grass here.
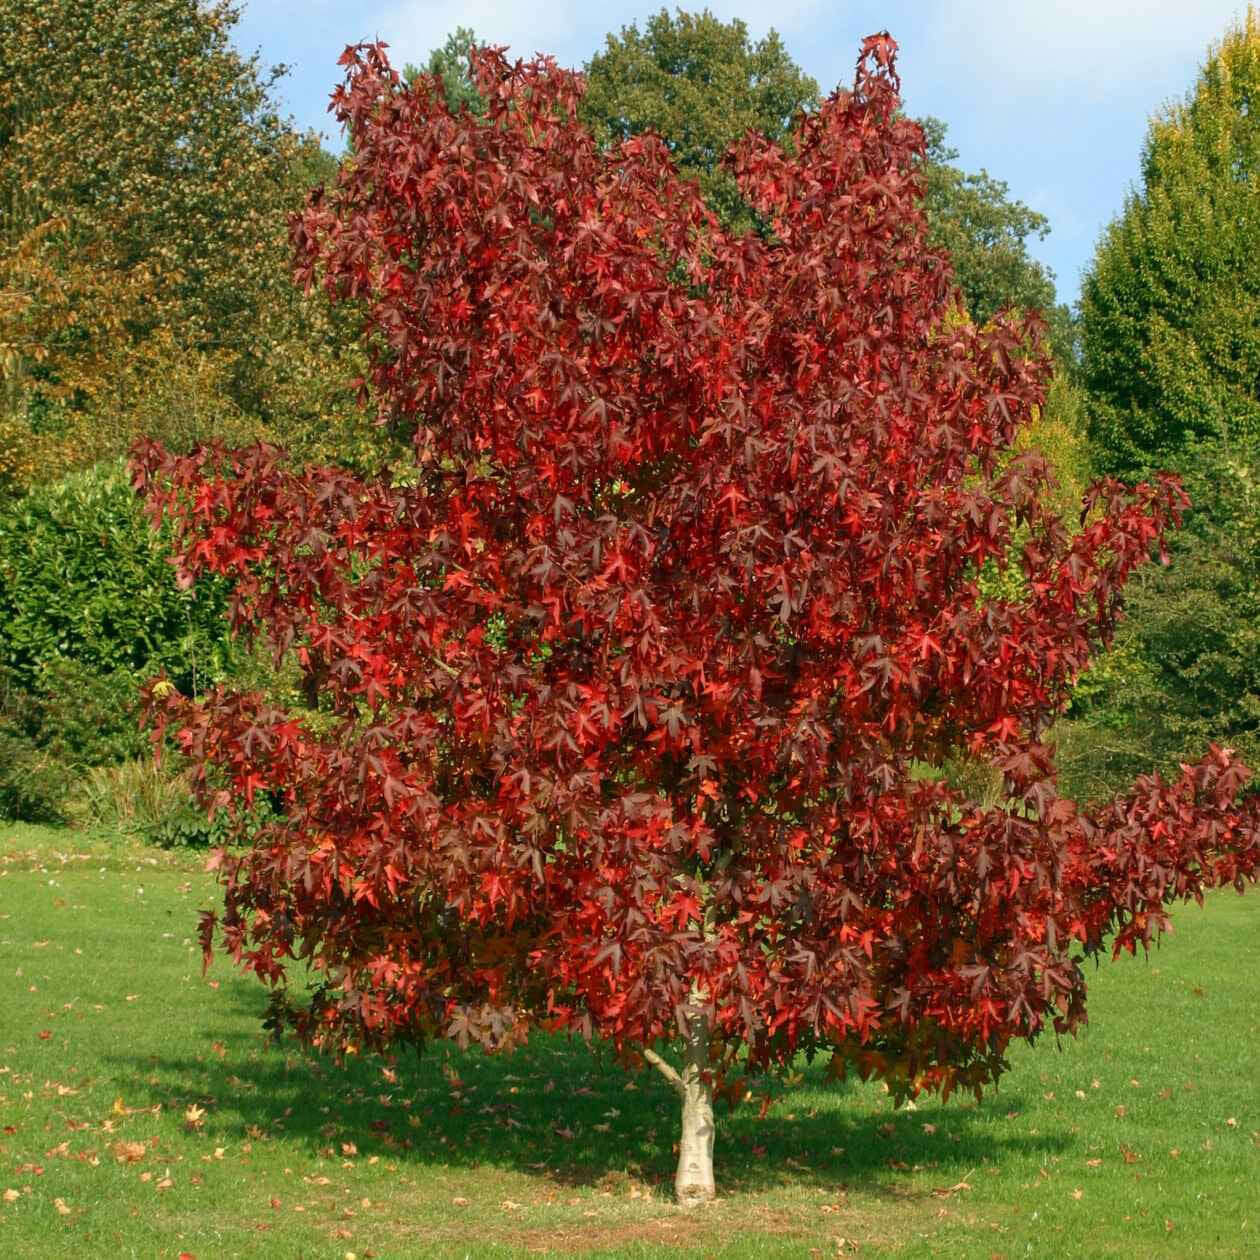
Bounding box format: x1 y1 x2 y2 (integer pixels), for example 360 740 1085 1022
1 823 1257 1258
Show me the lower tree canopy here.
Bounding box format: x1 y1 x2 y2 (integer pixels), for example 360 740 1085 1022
134 33 1258 1197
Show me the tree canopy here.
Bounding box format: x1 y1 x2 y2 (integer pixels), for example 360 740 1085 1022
135 35 1259 1203
1071 10 1260 777
0 0 365 486
427 11 1069 346
1081 8 1260 480
580 8 821 236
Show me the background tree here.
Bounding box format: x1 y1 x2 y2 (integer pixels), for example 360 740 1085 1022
136 37 1259 1204
0 0 368 486
580 8 819 236
406 26 486 114
1081 8 1260 481
1072 9 1260 781
919 118 1074 363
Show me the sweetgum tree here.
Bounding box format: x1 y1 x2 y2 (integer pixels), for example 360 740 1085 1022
133 36 1260 1204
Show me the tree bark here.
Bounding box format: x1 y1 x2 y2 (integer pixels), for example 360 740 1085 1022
673 1009 715 1207
643 1010 717 1205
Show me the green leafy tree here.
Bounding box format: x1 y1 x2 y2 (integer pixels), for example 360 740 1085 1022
406 26 486 114
1072 10 1260 785
1063 440 1260 792
1081 8 1260 480
0 1 292 387
919 118 1074 362
580 8 820 236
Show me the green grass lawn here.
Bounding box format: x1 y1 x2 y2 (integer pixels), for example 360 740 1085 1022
1 823 1257 1258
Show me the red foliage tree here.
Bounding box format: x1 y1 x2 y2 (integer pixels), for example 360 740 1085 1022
133 35 1260 1204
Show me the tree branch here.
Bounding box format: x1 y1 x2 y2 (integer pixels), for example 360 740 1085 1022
643 1046 685 1094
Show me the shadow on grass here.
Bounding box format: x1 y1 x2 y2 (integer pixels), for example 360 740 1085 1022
111 980 1064 1196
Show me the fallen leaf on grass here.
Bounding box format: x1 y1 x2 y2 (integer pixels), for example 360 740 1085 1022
3 1189 19 1203
452 1197 469 1207
931 1173 973 1198
501 1200 521 1211
37 1031 51 1041
54 1197 71 1216
1071 1188 1083 1201
184 1104 206 1132
113 1141 146 1163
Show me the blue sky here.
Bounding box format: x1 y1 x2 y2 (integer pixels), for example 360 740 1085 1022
232 1 1252 308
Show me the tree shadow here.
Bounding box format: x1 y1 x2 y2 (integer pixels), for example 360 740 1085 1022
110 982 1065 1196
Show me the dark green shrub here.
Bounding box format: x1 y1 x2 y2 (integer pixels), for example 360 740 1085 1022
139 794 279 849
1063 439 1260 795
0 660 150 820
0 459 234 694
22 659 149 766
0 725 69 822
0 460 236 822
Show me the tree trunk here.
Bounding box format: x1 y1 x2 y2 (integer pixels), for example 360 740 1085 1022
673 1011 716 1207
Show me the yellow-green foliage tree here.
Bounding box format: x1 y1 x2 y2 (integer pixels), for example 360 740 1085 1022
0 0 369 487
1082 8 1260 479
1074 9 1260 789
